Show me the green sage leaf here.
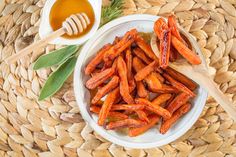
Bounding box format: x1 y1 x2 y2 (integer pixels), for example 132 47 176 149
38 56 77 101
33 45 78 70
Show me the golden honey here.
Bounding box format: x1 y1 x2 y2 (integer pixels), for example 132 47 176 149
49 0 95 39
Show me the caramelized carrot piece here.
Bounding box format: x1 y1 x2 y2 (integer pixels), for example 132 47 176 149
133 47 152 64
113 36 121 44
172 36 201 65
155 84 178 94
168 15 185 44
134 61 158 81
160 103 191 134
165 67 197 90
152 94 172 106
135 110 149 122
91 76 119 104
85 43 112 75
135 98 171 119
154 18 171 68
163 73 196 97
166 92 191 114
136 81 148 98
86 68 115 89
152 72 164 83
135 34 157 60
90 105 128 120
133 57 145 72
117 56 134 104
98 87 120 125
111 104 145 111
129 115 160 137
103 29 137 62
125 48 136 92
106 119 147 130
145 72 162 92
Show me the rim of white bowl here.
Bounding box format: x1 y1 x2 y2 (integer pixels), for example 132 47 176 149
73 14 208 149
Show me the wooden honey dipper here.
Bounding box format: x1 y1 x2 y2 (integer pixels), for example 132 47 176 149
6 13 90 64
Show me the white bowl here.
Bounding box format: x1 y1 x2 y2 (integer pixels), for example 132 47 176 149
73 14 208 148
39 0 102 45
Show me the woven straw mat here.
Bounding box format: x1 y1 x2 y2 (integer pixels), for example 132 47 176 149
0 0 236 156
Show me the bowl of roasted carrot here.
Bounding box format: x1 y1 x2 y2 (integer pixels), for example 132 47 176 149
74 14 208 148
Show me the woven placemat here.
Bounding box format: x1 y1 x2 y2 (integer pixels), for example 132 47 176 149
0 0 236 156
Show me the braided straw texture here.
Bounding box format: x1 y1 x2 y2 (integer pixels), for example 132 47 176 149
0 0 236 156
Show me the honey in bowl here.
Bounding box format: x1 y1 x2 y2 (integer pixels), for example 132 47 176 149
49 0 95 39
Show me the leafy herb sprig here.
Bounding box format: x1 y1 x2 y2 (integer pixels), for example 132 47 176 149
34 0 123 101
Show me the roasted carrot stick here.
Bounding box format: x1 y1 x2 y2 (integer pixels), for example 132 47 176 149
163 73 196 97
171 36 201 65
135 34 157 60
133 57 145 72
165 67 197 90
160 103 191 134
98 87 120 125
152 72 164 83
85 43 112 75
129 114 160 137
166 92 191 114
136 81 148 98
135 98 171 119
126 48 133 81
91 76 119 104
168 15 186 44
106 119 147 130
113 36 121 44
154 17 166 39
145 72 162 92
134 61 158 81
117 56 134 104
135 110 149 122
155 84 178 94
133 47 152 64
152 94 172 106
103 29 137 62
90 105 128 120
111 104 145 111
86 68 115 89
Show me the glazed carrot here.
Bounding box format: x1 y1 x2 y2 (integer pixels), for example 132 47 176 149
160 103 191 134
168 15 186 44
129 115 160 137
136 81 148 98
133 57 145 72
106 119 147 130
103 29 137 62
134 61 158 81
135 98 171 119
91 76 119 104
152 94 172 106
111 104 145 111
133 47 152 64
117 56 134 104
166 92 191 114
163 73 196 97
85 43 112 75
145 72 162 92
172 36 201 65
136 110 149 122
113 36 121 44
86 68 115 89
154 17 166 39
98 87 120 126
125 48 133 81
155 84 178 94
135 34 157 60
152 72 164 83
165 67 197 90
90 105 128 120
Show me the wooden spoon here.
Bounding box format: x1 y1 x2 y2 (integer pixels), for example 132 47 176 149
150 26 236 121
5 13 90 64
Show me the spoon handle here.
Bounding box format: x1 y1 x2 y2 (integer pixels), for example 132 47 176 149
5 28 66 64
174 67 236 121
